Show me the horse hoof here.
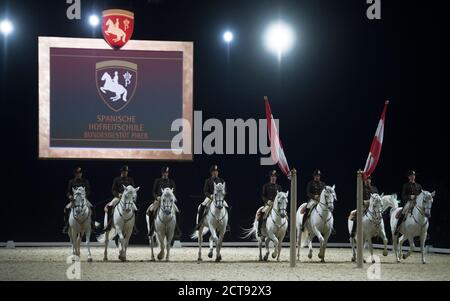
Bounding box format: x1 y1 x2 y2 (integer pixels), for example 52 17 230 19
363 259 367 263
119 255 126 262
308 253 312 259
103 257 108 262
351 257 355 262
264 254 269 261
272 253 277 259
197 257 203 262
87 258 93 263
318 254 324 259
157 254 164 261
215 256 222 262
383 251 388 257
402 254 407 260
208 252 213 259
372 260 376 264
422 261 427 265
151 257 156 262
321 259 325 263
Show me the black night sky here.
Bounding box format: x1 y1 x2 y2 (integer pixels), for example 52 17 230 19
0 0 448 247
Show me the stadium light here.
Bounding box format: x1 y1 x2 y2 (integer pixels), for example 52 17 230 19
264 21 295 60
89 14 100 27
0 19 13 36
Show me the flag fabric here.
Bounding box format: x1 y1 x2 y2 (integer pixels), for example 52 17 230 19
363 101 389 180
265 96 291 179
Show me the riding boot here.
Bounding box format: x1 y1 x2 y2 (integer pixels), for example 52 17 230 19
62 209 70 234
394 213 405 236
133 209 139 235
174 211 182 240
351 219 357 238
148 210 155 237
195 205 206 230
301 208 310 231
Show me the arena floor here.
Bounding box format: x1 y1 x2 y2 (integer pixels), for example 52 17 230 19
1 246 449 281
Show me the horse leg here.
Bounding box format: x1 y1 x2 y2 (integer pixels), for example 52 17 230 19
297 228 301 261
76 234 81 257
350 236 356 262
420 232 427 264
157 231 165 261
166 227 174 262
392 234 400 263
208 235 214 259
197 226 204 261
86 228 92 262
122 89 128 102
267 232 279 259
368 237 375 264
276 234 283 262
404 237 415 260
398 234 406 260
312 226 325 261
215 230 224 262
149 234 156 261
264 237 270 261
116 228 126 261
308 235 313 259
380 228 389 257
321 230 331 263
258 237 263 261
103 231 110 261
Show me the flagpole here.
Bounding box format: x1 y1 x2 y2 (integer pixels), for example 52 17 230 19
356 170 364 268
289 169 297 268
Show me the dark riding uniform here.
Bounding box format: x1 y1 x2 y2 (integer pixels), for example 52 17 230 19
363 183 379 201
203 176 225 199
301 170 326 231
395 170 422 235
112 176 135 198
262 182 282 205
147 167 181 238
63 167 95 233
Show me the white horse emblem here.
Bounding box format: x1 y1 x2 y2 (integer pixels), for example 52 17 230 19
100 71 129 102
104 19 127 43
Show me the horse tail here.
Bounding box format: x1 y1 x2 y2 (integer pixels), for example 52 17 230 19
96 228 117 244
241 219 257 239
191 227 209 240
300 228 310 248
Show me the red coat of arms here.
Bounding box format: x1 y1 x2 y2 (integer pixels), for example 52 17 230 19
102 9 134 49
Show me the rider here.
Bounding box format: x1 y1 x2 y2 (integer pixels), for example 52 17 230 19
301 170 326 231
112 71 119 85
146 167 181 237
103 166 137 229
394 170 422 235
63 167 95 233
256 170 283 237
195 165 230 230
349 175 379 237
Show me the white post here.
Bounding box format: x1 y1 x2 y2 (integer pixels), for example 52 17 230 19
290 169 297 268
356 170 364 268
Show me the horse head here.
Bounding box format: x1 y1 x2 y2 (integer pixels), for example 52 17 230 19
274 191 289 218
72 187 86 216
321 185 337 212
121 185 140 213
101 72 111 82
369 193 383 216
381 194 399 212
418 190 435 218
160 188 175 215
213 182 226 209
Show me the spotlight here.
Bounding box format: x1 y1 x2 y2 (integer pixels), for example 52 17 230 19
0 19 13 36
89 15 100 27
223 31 234 43
264 21 295 59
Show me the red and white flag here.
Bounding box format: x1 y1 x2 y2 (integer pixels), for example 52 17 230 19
265 96 291 179
363 101 389 180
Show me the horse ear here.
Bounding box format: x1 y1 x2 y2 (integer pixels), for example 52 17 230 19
171 188 174 193
431 191 436 197
223 182 226 190
381 193 385 198
286 191 289 198
72 188 76 194
135 187 140 192
123 184 127 190
332 185 336 190
161 188 165 194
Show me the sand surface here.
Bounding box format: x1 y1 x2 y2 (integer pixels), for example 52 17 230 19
0 246 449 281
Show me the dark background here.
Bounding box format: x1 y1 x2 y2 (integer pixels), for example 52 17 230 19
0 0 448 247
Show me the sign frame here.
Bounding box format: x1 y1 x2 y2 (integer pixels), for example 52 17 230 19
38 37 193 161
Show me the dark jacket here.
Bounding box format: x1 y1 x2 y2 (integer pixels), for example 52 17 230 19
152 177 176 199
401 182 422 202
262 182 282 204
112 176 135 198
203 177 225 198
306 180 326 200
67 178 91 199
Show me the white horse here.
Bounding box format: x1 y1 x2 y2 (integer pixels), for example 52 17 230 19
146 188 177 262
100 72 128 102
68 187 93 262
98 185 139 262
348 193 388 263
296 185 337 262
243 191 289 262
192 182 228 262
104 19 127 43
390 190 435 264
